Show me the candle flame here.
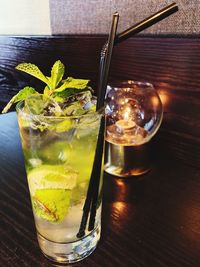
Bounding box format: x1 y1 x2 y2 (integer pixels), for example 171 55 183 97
124 107 131 121
124 111 129 120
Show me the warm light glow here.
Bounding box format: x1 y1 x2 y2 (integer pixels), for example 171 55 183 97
158 90 170 107
124 106 131 120
112 201 126 213
151 96 160 107
116 179 125 187
107 180 136 226
114 179 127 200
180 196 200 244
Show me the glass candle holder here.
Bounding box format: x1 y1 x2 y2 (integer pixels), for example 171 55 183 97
105 80 163 177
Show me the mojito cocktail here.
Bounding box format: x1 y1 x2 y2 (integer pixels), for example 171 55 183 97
17 96 104 263
2 60 105 263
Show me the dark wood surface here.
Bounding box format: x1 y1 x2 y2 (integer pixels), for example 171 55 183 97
0 36 199 168
0 112 200 267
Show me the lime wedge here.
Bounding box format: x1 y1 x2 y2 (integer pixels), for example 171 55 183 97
28 165 77 195
32 188 71 223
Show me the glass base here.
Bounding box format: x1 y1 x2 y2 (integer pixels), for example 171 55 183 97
104 164 150 177
37 226 101 264
105 141 151 177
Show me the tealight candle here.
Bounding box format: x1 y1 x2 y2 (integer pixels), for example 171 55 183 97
115 108 136 131
116 119 136 130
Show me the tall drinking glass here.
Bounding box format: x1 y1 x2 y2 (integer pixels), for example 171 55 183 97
16 98 104 263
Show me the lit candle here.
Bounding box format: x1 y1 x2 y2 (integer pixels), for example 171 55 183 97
115 107 136 131
106 104 147 146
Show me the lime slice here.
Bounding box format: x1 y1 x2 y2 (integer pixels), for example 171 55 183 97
32 188 71 223
28 165 77 195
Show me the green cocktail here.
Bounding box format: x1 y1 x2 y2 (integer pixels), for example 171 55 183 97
17 96 104 263
3 61 105 263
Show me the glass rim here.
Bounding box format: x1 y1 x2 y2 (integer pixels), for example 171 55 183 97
16 100 104 120
107 80 154 90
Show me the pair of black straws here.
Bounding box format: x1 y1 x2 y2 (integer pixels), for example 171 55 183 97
77 2 178 238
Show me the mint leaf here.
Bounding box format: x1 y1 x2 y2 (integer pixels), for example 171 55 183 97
54 77 90 93
50 60 65 90
16 63 49 86
53 86 93 101
2 87 37 113
54 88 82 99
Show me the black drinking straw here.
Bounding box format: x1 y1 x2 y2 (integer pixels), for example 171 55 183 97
77 2 178 238
77 13 119 238
96 12 119 111
88 13 119 230
96 43 108 105
115 3 178 44
96 3 178 110
115 2 178 45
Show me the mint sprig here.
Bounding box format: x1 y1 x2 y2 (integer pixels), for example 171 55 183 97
2 60 92 113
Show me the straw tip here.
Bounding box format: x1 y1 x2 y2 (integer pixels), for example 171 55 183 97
113 11 119 16
170 2 179 12
76 230 85 238
170 2 178 10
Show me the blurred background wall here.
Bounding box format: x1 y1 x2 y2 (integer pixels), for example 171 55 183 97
0 0 199 35
50 0 200 35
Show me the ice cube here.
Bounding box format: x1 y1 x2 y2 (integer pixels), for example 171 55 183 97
29 158 43 167
25 95 63 116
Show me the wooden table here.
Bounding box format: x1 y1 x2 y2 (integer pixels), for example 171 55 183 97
0 112 200 267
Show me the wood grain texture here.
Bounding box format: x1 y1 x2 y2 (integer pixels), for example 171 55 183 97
0 112 200 267
0 36 199 168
